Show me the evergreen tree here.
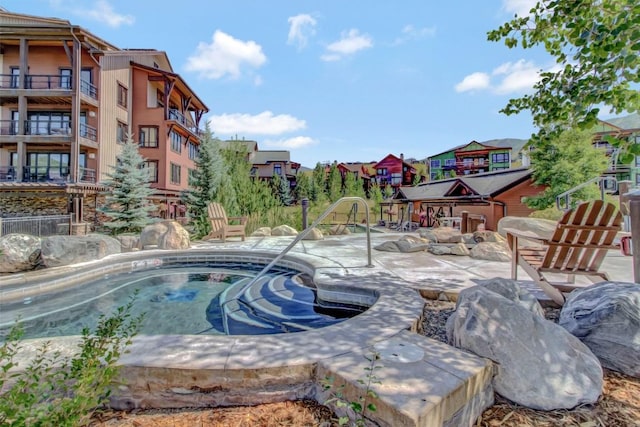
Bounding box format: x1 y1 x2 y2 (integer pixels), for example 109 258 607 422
272 173 293 206
101 136 155 235
327 162 342 202
312 162 327 202
181 124 219 235
294 172 312 201
343 170 365 198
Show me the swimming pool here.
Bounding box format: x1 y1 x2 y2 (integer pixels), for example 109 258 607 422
0 264 366 339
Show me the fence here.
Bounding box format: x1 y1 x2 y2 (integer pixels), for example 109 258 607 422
0 214 73 237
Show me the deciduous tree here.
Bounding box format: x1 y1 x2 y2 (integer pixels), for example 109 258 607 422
488 0 640 161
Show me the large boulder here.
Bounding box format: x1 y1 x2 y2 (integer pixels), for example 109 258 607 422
375 235 429 253
469 241 511 262
446 286 603 410
41 234 121 268
139 221 190 250
271 225 298 236
251 227 272 237
559 282 640 378
0 233 42 273
497 216 557 239
301 227 324 240
475 277 545 317
419 227 462 243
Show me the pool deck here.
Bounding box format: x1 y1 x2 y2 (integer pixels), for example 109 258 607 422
2 232 633 427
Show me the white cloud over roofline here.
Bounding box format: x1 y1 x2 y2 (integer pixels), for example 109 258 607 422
70 0 134 28
455 59 547 95
263 136 317 149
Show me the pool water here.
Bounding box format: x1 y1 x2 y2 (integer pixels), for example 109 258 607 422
0 266 366 339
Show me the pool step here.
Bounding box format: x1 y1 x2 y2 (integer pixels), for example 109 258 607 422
211 274 358 335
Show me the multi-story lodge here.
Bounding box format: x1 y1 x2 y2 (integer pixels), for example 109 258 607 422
0 9 208 227
428 141 511 181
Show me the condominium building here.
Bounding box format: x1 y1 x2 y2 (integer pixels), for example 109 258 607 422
0 9 208 228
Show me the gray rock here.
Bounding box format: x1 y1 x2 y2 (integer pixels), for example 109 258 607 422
428 244 452 255
450 242 471 256
419 227 462 243
251 227 272 237
469 241 511 262
447 286 602 410
475 277 545 317
559 282 640 378
116 235 140 252
41 234 121 268
301 227 324 240
497 216 557 239
0 233 42 273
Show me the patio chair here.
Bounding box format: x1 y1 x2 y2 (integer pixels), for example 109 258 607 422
204 202 247 242
505 200 623 306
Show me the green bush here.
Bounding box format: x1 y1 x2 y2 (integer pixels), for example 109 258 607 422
0 294 143 426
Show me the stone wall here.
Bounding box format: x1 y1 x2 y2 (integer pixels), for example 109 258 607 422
0 191 69 217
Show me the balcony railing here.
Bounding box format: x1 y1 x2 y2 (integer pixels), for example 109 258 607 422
80 79 98 99
0 120 96 141
0 74 73 90
168 108 204 136
25 119 71 136
80 123 97 142
0 165 96 184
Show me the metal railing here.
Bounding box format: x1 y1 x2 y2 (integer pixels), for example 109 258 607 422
556 176 618 210
0 214 72 237
220 197 374 332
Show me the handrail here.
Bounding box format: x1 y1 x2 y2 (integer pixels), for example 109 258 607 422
556 176 618 210
220 197 374 331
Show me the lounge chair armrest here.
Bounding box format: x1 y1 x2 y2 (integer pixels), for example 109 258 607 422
503 228 549 245
228 216 247 224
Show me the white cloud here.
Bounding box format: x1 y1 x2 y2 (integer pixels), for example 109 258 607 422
321 29 373 61
70 0 134 28
263 136 317 149
455 60 545 95
287 14 317 50
392 24 436 45
209 111 306 135
502 0 537 17
454 72 491 92
491 60 541 94
185 30 267 80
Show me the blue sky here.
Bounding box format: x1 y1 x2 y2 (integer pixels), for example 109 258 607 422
3 0 568 168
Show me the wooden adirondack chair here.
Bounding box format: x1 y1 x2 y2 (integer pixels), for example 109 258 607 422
204 202 247 242
505 200 623 306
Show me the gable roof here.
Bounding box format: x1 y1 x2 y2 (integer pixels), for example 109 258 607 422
396 167 532 201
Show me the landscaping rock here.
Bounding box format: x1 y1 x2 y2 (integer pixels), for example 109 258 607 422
140 221 190 250
272 225 298 236
301 227 324 240
497 217 557 239
41 234 121 268
475 277 545 317
469 241 511 262
251 227 272 237
559 282 640 378
0 233 42 273
419 227 462 243
446 286 603 410
117 235 140 252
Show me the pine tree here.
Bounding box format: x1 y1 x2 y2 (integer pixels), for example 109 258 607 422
343 170 365 198
294 173 311 201
101 136 155 235
327 162 342 202
312 162 327 202
181 124 220 236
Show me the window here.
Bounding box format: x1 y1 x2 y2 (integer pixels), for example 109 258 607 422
273 164 282 176
156 89 165 107
59 69 72 89
377 168 387 175
463 158 473 166
141 160 158 182
391 173 402 185
170 163 181 184
187 141 198 160
117 83 128 108
637 174 640 186
10 67 19 88
444 159 455 166
139 126 158 147
491 153 510 163
170 131 182 153
430 159 440 168
117 121 127 144
635 156 640 167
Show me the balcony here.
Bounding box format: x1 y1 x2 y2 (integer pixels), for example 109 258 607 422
0 165 96 184
168 108 203 137
0 74 98 103
0 120 96 142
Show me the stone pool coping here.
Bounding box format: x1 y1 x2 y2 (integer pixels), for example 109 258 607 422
2 245 493 426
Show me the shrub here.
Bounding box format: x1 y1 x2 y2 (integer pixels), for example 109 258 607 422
0 294 143 426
